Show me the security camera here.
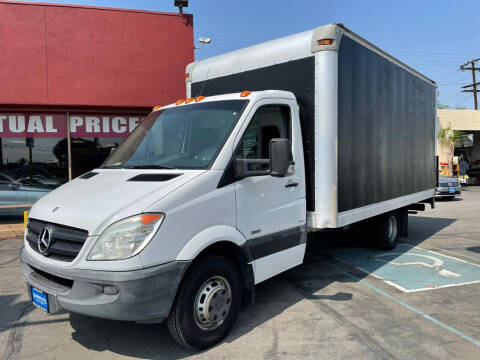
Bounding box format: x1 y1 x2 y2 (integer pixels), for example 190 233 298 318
174 0 189 14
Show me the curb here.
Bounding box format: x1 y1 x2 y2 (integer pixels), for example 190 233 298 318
0 225 24 241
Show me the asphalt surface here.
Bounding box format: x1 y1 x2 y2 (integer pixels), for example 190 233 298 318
1 190 480 359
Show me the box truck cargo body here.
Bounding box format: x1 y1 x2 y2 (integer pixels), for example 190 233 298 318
186 23 437 229
20 24 436 350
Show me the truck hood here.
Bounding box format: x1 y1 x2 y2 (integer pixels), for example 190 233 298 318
28 169 205 235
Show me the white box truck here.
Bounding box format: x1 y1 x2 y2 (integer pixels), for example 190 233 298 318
20 24 436 349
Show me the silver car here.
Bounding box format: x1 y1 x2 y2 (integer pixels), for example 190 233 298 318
0 172 52 216
436 176 461 199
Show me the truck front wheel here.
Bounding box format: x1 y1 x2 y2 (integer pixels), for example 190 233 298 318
167 255 241 350
374 213 399 250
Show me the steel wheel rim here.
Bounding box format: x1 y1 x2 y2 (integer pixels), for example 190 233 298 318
388 215 398 242
194 275 232 331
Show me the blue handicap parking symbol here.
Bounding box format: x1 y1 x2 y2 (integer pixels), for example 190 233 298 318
331 244 480 292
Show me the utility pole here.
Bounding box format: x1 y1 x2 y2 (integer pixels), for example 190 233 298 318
460 58 480 110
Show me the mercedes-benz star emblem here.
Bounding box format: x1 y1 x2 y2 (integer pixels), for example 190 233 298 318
38 226 53 254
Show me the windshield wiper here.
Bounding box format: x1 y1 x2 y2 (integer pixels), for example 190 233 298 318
124 165 177 170
101 165 122 169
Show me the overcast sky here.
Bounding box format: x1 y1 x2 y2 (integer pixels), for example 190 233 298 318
22 0 480 109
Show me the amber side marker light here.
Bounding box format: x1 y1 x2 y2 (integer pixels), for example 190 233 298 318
176 99 186 105
185 73 190 80
152 105 162 111
195 96 205 102
141 214 163 225
240 91 251 97
185 97 195 103
317 39 333 46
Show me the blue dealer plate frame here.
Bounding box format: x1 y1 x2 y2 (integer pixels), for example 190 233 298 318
448 187 456 194
31 287 49 312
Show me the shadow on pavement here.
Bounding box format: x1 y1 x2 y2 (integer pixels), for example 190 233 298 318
62 216 454 358
407 216 456 246
435 197 463 202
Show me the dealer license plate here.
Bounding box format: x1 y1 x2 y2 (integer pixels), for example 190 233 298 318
31 287 49 312
448 187 456 194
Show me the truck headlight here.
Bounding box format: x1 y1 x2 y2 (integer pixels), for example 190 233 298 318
87 214 165 261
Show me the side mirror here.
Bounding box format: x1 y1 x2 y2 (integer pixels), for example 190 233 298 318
269 138 293 177
234 138 293 179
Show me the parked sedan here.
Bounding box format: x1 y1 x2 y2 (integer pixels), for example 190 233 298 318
436 177 461 200
0 172 53 216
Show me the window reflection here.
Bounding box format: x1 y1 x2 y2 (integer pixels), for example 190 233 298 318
69 137 124 178
0 137 68 215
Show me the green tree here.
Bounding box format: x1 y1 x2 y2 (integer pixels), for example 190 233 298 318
438 122 468 176
437 103 450 109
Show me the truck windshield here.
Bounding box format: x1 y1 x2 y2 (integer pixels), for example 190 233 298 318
103 100 248 170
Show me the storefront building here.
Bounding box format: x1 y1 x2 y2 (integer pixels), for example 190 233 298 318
0 1 193 203
437 109 480 184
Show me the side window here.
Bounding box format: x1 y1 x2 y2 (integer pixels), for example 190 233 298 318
237 105 291 161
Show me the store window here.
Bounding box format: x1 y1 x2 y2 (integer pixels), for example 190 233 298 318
0 112 145 213
70 137 124 178
0 137 68 215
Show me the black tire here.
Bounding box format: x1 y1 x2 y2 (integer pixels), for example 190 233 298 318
374 213 399 250
167 255 241 350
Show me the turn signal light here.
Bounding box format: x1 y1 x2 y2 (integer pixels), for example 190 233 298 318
152 105 162 111
185 73 190 79
176 99 186 105
240 91 251 97
185 97 195 103
141 214 163 225
195 96 205 102
317 39 333 46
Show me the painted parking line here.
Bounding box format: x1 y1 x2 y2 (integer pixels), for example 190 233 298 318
322 261 480 348
330 243 480 292
431 247 480 262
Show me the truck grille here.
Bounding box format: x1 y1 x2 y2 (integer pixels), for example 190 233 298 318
26 219 89 262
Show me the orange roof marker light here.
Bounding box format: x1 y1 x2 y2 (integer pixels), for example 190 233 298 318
195 96 205 102
317 39 333 46
152 105 162 111
185 97 195 103
176 99 186 105
240 91 251 97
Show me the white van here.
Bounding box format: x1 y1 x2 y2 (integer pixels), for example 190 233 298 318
21 24 437 349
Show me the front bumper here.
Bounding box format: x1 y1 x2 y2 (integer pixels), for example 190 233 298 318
21 247 190 322
436 187 461 197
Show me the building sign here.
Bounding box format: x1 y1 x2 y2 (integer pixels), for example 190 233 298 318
0 113 145 138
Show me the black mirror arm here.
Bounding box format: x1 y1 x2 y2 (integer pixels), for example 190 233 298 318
234 158 270 179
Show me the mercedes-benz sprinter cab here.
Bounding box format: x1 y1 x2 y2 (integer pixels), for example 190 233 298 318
21 91 307 350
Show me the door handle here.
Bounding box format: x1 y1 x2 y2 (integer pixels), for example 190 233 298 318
285 182 298 188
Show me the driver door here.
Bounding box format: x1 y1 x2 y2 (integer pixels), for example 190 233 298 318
233 100 306 284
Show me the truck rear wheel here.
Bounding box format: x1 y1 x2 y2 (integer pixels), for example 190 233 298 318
167 255 241 350
374 213 399 250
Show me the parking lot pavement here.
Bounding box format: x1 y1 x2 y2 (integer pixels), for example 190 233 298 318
1 190 480 359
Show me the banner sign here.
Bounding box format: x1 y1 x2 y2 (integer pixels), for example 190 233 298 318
0 113 145 138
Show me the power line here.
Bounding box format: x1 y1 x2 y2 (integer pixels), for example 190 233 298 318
460 58 480 110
